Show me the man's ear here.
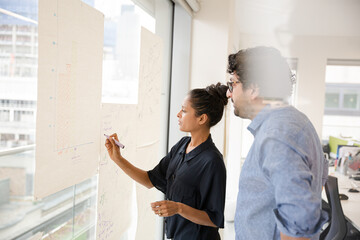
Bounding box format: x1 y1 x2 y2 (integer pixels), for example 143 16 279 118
249 84 260 100
198 114 209 126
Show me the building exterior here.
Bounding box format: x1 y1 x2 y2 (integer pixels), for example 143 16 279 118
0 0 38 150
0 1 141 239
0 1 97 239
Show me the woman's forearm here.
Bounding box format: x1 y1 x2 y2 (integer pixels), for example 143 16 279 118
177 202 217 227
115 156 154 189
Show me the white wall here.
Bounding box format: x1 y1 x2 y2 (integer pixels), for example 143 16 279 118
235 0 360 37
189 0 234 154
189 0 238 229
188 0 360 223
189 0 360 157
233 0 360 137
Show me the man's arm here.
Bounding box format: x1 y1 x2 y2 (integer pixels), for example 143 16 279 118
262 137 326 239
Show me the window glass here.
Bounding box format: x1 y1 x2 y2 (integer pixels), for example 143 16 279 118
0 110 10 121
343 93 357 109
0 0 37 150
287 58 298 106
325 65 360 84
325 92 340 108
322 63 360 141
93 0 155 104
85 1 157 238
0 0 168 239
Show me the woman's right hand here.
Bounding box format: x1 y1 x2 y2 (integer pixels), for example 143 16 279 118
105 133 123 164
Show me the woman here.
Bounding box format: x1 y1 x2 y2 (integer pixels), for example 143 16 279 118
105 82 228 240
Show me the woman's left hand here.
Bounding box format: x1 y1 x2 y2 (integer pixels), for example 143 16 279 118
151 200 181 217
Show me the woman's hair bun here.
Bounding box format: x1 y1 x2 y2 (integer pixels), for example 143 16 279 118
189 82 229 127
205 82 228 106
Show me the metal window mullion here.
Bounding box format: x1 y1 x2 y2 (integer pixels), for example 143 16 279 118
339 89 344 109
72 185 76 239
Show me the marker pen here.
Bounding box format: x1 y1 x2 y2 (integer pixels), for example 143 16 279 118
104 134 125 149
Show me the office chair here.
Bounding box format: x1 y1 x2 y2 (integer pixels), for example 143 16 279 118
320 175 347 240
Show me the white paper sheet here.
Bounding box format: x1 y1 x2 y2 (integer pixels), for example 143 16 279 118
135 27 163 240
34 0 104 198
97 104 137 240
96 27 163 240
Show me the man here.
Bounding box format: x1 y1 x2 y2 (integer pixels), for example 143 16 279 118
226 46 328 240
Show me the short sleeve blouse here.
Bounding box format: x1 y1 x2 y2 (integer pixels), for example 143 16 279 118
148 135 226 240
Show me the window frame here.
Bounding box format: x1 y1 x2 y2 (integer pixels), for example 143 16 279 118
324 60 360 116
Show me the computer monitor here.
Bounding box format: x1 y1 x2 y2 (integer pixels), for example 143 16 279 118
337 145 360 172
336 145 360 160
349 150 360 172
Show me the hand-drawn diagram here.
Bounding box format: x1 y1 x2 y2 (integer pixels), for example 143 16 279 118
134 27 163 240
96 28 163 240
35 1 163 236
34 0 104 198
97 103 137 239
136 28 162 147
55 42 77 151
97 213 115 240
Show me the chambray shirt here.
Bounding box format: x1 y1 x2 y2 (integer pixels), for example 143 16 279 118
148 135 226 240
235 105 329 240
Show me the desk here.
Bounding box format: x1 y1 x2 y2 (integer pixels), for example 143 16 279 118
323 169 360 231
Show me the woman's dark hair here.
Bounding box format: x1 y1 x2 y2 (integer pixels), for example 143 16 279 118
189 82 228 127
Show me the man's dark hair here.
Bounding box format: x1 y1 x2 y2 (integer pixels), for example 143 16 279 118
227 46 296 101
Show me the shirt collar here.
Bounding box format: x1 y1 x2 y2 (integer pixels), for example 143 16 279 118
178 134 214 162
247 105 272 136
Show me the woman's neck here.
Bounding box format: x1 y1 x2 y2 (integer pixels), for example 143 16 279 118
189 128 210 148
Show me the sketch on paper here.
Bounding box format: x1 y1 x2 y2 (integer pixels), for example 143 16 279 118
134 27 163 240
96 28 163 240
97 104 137 239
34 0 104 198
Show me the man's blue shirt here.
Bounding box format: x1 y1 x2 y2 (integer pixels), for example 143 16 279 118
235 105 329 240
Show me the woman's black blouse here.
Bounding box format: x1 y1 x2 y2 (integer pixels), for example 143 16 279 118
147 135 226 240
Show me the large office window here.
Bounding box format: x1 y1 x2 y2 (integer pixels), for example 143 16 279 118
0 0 37 150
322 60 360 141
95 0 156 104
0 0 173 239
